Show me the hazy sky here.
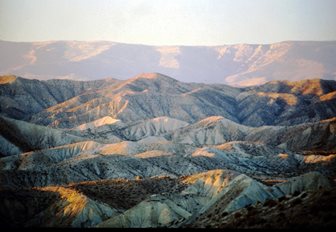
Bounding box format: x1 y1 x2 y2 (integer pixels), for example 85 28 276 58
1 0 335 45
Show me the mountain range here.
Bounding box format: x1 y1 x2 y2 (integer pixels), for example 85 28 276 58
1 40 336 86
0 73 335 228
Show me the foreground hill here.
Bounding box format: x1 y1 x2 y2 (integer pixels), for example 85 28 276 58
0 40 335 86
0 170 332 228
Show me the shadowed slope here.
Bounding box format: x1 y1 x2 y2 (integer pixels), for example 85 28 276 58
0 186 116 227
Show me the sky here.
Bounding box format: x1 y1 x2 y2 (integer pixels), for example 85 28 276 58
0 0 335 46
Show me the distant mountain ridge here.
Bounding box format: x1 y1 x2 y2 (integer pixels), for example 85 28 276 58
1 40 336 86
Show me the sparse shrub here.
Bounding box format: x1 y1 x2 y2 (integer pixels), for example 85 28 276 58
291 197 302 206
255 217 267 225
264 199 278 208
246 208 258 218
300 192 307 198
264 222 274 228
247 219 256 227
322 190 331 197
276 216 283 222
221 212 228 217
246 205 254 211
293 191 300 197
278 204 285 210
234 212 242 219
324 213 334 222
278 196 287 202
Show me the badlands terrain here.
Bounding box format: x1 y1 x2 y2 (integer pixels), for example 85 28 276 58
0 72 336 228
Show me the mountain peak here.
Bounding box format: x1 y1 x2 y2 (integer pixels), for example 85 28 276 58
130 72 179 83
199 116 225 124
0 75 17 85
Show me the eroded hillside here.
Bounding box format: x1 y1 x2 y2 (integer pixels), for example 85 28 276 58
0 73 335 228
